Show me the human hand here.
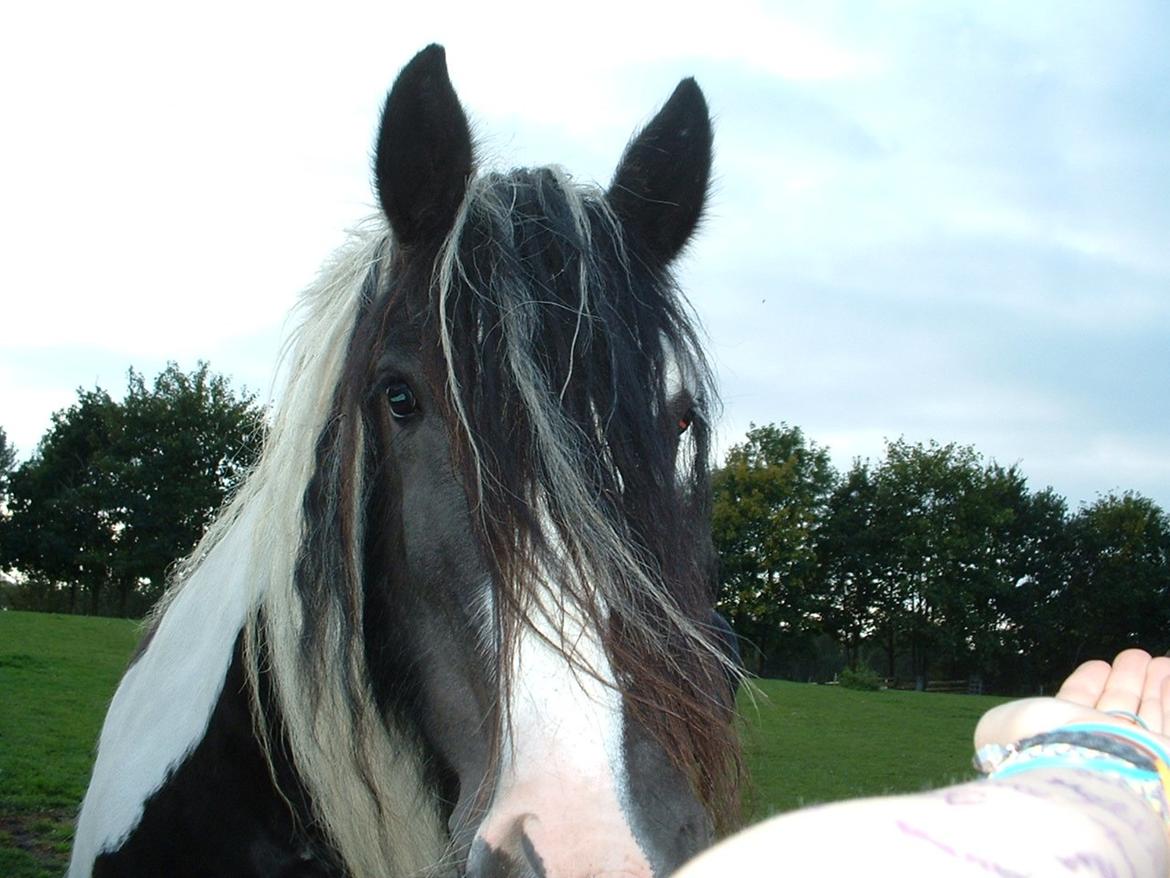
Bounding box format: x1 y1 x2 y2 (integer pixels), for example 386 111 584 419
975 648 1170 750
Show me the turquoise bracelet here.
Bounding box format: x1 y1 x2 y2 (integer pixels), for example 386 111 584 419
975 722 1170 833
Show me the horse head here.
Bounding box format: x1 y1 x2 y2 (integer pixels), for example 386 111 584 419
68 43 741 878
317 45 740 877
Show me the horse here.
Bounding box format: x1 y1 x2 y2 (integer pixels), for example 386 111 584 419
69 44 741 878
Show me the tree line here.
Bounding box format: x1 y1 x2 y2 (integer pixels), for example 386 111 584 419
0 364 264 617
713 423 1170 694
3 374 1166 695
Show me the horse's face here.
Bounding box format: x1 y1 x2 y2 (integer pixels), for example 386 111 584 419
356 46 738 878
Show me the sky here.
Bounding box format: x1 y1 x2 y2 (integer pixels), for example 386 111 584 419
3 1 1168 511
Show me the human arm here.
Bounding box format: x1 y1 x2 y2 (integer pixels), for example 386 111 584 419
677 650 1170 877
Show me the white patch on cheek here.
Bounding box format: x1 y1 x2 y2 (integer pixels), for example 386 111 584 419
664 343 699 482
664 344 686 403
471 577 497 659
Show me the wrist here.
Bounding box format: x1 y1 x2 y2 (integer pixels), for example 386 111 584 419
976 723 1170 843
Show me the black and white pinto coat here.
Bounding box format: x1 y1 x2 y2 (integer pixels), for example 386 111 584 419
70 45 738 878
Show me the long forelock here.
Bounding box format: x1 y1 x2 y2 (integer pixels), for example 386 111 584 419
433 167 741 825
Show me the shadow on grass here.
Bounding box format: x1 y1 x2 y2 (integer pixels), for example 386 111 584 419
0 807 74 878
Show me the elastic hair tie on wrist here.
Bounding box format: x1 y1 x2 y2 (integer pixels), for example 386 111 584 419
975 722 1170 838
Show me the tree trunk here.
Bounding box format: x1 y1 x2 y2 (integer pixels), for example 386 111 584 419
118 576 133 617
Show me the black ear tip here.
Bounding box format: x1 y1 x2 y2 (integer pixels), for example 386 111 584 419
410 43 448 72
662 78 711 139
606 77 713 266
671 77 707 109
374 44 472 246
392 44 451 91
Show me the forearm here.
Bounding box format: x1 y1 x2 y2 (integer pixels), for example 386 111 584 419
679 769 1167 876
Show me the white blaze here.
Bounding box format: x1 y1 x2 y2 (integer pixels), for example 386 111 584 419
475 518 654 877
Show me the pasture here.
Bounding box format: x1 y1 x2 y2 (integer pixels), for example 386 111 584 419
0 611 1006 877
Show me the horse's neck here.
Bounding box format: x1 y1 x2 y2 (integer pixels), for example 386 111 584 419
69 510 262 872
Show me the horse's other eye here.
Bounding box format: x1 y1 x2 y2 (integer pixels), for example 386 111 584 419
677 408 695 436
386 382 418 419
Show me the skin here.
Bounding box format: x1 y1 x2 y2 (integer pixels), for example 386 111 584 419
678 650 1170 877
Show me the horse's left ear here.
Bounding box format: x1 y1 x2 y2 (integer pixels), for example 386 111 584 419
374 44 473 247
608 79 712 267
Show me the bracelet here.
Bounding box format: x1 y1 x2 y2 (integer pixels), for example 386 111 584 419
1105 709 1151 731
975 722 1170 834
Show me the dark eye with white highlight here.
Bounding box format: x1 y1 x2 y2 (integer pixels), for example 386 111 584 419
386 382 419 419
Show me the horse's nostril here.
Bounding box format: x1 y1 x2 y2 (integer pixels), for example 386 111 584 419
465 837 537 878
518 828 548 878
464 828 550 878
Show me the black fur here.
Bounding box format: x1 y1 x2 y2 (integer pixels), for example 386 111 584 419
435 166 717 620
374 44 473 246
93 636 342 878
608 78 713 267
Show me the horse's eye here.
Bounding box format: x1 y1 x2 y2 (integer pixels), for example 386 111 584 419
386 382 418 419
677 408 695 436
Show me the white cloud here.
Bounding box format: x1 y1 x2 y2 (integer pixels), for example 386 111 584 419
2 0 1167 511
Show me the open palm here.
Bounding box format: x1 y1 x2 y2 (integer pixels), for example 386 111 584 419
975 649 1170 749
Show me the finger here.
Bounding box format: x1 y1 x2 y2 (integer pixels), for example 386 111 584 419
1163 675 1170 735
1056 659 1112 706
1094 649 1153 716
1137 656 1170 733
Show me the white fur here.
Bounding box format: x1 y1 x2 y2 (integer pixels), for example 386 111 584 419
501 580 626 792
663 340 689 402
68 508 260 875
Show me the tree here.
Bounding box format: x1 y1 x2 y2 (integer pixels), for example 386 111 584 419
983 485 1070 692
1 364 265 616
3 390 122 613
712 423 836 675
888 442 1051 684
1057 492 1170 667
0 426 15 501
111 364 265 612
817 440 1048 686
817 460 882 669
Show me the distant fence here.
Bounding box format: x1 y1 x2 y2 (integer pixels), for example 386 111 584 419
886 677 984 695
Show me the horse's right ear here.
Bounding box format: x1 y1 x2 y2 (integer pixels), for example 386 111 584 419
374 44 473 247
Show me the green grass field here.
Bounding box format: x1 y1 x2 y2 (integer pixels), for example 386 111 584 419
0 611 1008 877
0 612 142 878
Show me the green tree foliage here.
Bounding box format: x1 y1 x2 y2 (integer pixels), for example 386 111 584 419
1060 493 1170 663
0 426 16 500
985 486 1070 689
712 423 836 674
0 364 264 616
817 460 881 669
112 365 264 611
824 442 1080 688
872 441 1020 681
713 423 1170 693
2 390 122 614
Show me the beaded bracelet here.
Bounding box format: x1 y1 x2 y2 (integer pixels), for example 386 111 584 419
974 722 1170 834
